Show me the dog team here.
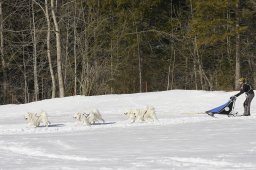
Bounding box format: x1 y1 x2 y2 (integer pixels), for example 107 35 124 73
24 106 158 128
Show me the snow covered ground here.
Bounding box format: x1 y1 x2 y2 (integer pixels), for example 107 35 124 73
0 90 256 170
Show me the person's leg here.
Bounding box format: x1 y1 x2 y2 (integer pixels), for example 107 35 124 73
243 100 249 116
247 93 254 115
244 94 254 116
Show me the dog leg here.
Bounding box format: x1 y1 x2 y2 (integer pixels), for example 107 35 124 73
100 118 105 123
45 122 49 127
130 117 136 123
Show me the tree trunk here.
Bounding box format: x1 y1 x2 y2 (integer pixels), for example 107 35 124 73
22 33 28 103
226 1 231 60
194 37 204 90
110 39 113 94
64 22 69 86
81 16 90 96
51 0 64 97
185 55 188 90
235 0 241 90
167 47 176 90
31 0 39 101
190 0 198 90
45 0 56 98
0 0 7 104
171 49 176 89
197 56 204 90
73 2 77 96
136 26 142 93
193 37 198 90
167 57 171 90
167 0 173 91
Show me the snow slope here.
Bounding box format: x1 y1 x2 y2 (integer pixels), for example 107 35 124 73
0 90 255 170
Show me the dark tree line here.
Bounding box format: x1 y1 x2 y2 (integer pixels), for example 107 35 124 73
0 0 256 104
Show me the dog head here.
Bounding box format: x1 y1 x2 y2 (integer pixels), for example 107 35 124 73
24 112 33 120
73 112 82 120
124 110 137 118
24 113 29 120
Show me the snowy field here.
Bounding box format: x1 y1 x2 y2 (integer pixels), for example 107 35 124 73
0 90 256 170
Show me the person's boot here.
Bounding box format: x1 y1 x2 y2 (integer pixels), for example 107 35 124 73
243 106 250 116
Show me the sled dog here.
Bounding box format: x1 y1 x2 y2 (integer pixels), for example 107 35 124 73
124 106 158 123
124 109 139 123
24 111 50 127
24 112 40 127
84 109 105 124
37 111 50 127
143 106 158 122
73 112 90 126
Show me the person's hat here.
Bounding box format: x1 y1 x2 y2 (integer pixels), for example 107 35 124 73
239 77 246 83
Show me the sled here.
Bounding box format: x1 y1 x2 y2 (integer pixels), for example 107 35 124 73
206 97 237 117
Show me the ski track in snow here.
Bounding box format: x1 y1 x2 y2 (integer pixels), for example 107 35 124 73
0 142 115 162
154 157 255 169
0 142 254 169
1 115 256 135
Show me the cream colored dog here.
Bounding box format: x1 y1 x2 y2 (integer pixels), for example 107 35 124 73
24 111 50 127
124 109 140 123
37 111 50 127
24 112 40 127
73 112 90 126
143 106 158 122
84 109 105 125
124 106 158 123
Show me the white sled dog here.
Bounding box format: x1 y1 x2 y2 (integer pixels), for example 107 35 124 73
84 109 105 124
144 106 158 122
38 111 50 127
24 112 40 127
24 111 50 127
124 106 158 123
73 112 90 126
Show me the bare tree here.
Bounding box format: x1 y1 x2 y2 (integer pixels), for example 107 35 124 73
235 0 241 89
167 0 175 90
22 33 28 103
51 0 64 97
73 1 77 96
31 0 39 101
0 0 7 103
32 0 56 98
45 0 56 98
136 26 142 93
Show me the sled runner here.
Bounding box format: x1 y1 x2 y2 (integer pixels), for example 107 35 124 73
206 97 237 117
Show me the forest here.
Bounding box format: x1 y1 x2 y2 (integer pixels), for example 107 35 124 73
0 0 255 104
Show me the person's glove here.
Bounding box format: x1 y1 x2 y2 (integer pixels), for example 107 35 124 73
230 96 237 100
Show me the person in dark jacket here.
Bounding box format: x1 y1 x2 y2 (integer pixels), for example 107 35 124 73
231 78 254 116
